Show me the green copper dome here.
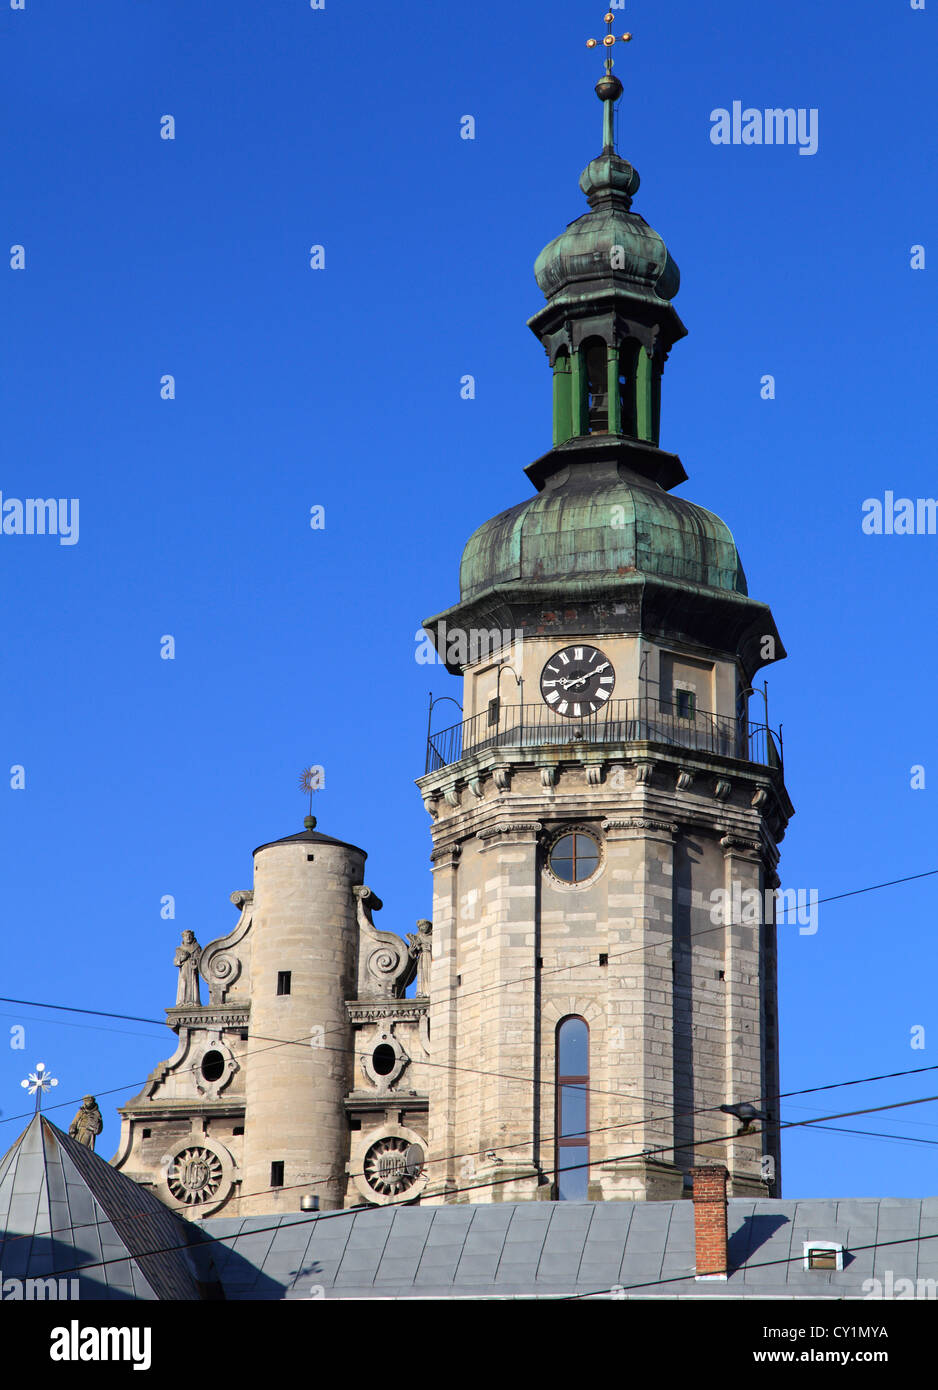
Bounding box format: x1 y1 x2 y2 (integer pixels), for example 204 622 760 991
533 151 680 307
459 466 746 603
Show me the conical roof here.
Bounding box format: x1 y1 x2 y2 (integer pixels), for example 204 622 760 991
0 1112 221 1300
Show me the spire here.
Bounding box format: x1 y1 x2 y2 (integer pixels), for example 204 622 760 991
527 6 684 458
585 9 632 154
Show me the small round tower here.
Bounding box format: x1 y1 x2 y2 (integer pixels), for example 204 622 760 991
239 818 365 1214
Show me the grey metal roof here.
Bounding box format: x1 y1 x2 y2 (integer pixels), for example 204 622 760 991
253 827 366 856
0 1114 220 1300
203 1198 938 1300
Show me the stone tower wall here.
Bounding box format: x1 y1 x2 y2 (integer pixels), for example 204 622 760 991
239 839 364 1215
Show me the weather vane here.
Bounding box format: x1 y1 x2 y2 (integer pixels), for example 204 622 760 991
21 1062 58 1113
299 764 324 826
586 8 633 76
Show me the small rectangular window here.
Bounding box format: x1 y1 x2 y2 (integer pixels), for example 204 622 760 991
599 953 608 967
270 1161 284 1188
233 1126 244 1136
807 1247 837 1270
804 1242 843 1271
675 690 696 720
487 696 501 727
277 971 291 996
141 1128 151 1139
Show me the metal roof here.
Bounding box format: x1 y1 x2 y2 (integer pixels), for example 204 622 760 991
204 1197 938 1300
0 1114 220 1300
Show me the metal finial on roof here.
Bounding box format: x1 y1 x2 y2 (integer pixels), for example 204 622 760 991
20 1062 58 1112
586 8 633 152
299 764 324 824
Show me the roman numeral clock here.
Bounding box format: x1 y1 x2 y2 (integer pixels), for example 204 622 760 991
539 645 616 717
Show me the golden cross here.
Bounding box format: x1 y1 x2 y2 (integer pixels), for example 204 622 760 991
586 9 633 73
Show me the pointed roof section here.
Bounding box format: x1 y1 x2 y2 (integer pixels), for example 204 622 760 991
0 1113 221 1300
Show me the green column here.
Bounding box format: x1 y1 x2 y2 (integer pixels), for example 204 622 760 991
606 344 621 435
552 355 573 445
570 347 588 436
636 346 653 442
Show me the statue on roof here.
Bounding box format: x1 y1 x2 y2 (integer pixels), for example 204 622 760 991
69 1096 103 1150
174 930 203 1006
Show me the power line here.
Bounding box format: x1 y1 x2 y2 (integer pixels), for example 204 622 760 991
13 1088 938 1274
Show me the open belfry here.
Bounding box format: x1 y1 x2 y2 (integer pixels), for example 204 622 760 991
113 13 792 1219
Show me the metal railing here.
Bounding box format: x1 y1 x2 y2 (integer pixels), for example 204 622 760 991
425 696 783 775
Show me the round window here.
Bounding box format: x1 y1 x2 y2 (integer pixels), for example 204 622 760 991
548 831 600 884
201 1050 225 1083
372 1044 397 1076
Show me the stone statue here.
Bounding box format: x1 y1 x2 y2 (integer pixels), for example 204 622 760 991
174 930 202 1006
408 919 433 997
69 1096 103 1150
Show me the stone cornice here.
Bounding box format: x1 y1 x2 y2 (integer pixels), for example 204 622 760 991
720 834 763 860
165 1005 250 1030
346 1000 429 1025
601 817 679 838
477 821 543 843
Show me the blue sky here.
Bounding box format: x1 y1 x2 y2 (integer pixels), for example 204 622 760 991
1 0 936 1199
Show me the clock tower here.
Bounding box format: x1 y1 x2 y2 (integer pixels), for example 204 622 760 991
417 26 793 1204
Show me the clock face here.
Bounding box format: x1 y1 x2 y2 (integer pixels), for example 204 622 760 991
540 645 616 717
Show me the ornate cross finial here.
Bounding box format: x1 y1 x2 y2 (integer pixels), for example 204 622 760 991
20 1062 58 1113
586 9 632 76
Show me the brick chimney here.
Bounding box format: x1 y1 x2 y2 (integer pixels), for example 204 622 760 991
691 1165 728 1280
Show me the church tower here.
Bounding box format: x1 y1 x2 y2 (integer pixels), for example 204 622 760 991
417 20 793 1204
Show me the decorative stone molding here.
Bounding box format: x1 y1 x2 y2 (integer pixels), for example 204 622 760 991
602 817 678 839
585 764 604 787
158 1136 238 1217
751 788 770 811
714 779 732 800
467 776 484 799
634 761 655 784
421 795 439 821
357 1024 411 1091
540 766 557 789
478 821 543 844
349 1124 429 1207
720 834 762 860
353 886 418 1000
493 767 511 792
443 785 460 808
676 770 694 791
429 842 461 869
165 1006 250 1030
190 1037 239 1099
198 891 254 1005
346 1001 428 1025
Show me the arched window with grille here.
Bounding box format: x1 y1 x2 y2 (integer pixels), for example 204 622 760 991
556 1016 589 1201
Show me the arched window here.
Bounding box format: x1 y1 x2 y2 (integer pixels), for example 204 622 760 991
556 1016 589 1201
583 339 608 433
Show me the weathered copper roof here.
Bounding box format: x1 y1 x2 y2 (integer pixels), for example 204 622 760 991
459 467 746 604
533 151 679 309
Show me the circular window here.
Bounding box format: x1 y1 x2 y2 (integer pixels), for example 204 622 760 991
548 831 601 884
201 1050 225 1083
372 1044 396 1077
